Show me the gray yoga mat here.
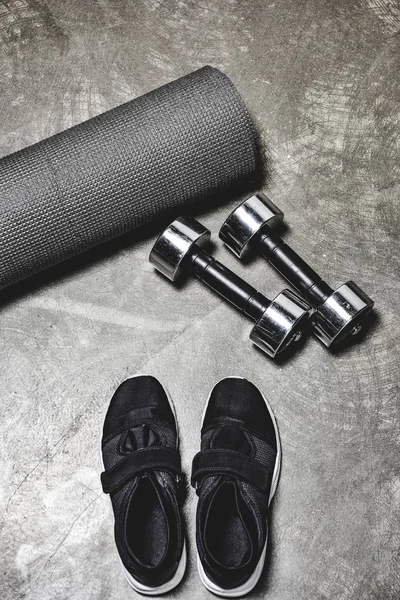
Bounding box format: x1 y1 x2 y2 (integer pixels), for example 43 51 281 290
0 66 260 290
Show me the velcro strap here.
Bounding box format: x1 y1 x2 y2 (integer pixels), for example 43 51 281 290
191 449 275 492
101 447 181 494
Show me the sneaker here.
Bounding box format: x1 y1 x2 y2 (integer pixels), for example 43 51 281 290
100 375 186 595
191 377 281 597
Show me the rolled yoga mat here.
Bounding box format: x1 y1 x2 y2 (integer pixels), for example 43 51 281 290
0 66 259 290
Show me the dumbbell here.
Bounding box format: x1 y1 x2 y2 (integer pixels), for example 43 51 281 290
219 193 374 347
149 216 311 358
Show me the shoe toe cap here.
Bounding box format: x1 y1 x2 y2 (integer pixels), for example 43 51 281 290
103 375 175 438
204 377 276 445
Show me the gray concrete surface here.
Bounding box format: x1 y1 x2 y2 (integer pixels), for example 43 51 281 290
0 1 399 599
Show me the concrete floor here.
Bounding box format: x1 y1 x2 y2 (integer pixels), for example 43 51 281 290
1 1 399 599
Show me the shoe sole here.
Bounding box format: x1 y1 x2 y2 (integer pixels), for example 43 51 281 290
100 374 187 596
197 376 282 598
122 540 187 596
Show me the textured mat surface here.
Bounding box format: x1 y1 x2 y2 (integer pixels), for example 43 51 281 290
0 65 258 289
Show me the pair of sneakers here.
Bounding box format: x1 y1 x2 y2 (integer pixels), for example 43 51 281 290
100 375 281 597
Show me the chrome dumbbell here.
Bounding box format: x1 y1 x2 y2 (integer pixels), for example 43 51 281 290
149 216 311 358
219 193 374 347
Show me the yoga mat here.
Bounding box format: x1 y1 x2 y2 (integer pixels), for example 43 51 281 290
0 66 259 290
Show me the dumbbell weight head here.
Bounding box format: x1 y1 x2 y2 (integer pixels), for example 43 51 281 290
249 289 310 356
149 216 211 281
220 193 284 258
149 215 311 358
310 282 373 346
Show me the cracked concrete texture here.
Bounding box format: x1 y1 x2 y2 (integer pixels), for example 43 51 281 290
0 1 399 599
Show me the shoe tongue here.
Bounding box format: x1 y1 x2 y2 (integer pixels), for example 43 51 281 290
211 426 252 455
121 424 160 452
122 426 177 495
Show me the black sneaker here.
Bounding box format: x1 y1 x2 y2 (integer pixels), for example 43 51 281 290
100 375 186 595
191 377 281 597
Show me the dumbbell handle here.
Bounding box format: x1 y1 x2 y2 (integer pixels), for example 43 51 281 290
190 246 271 322
258 228 333 307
